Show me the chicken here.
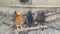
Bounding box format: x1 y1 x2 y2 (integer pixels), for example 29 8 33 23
26 11 34 27
14 12 25 29
20 0 29 3
36 11 45 25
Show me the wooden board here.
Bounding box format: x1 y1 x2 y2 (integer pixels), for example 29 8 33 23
16 24 60 32
46 13 60 21
0 4 60 7
17 25 49 31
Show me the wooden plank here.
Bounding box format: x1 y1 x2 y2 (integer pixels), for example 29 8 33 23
0 4 60 7
46 13 60 21
17 25 49 31
17 23 60 32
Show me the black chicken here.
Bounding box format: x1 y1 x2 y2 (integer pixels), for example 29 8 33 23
20 0 29 3
36 11 45 25
26 11 34 27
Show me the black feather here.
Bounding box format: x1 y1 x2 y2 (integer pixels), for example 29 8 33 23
20 0 29 3
36 11 45 25
26 11 34 27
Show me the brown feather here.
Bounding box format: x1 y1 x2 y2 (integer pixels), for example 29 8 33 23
14 12 25 26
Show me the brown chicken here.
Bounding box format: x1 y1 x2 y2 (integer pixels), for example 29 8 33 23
14 12 25 29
